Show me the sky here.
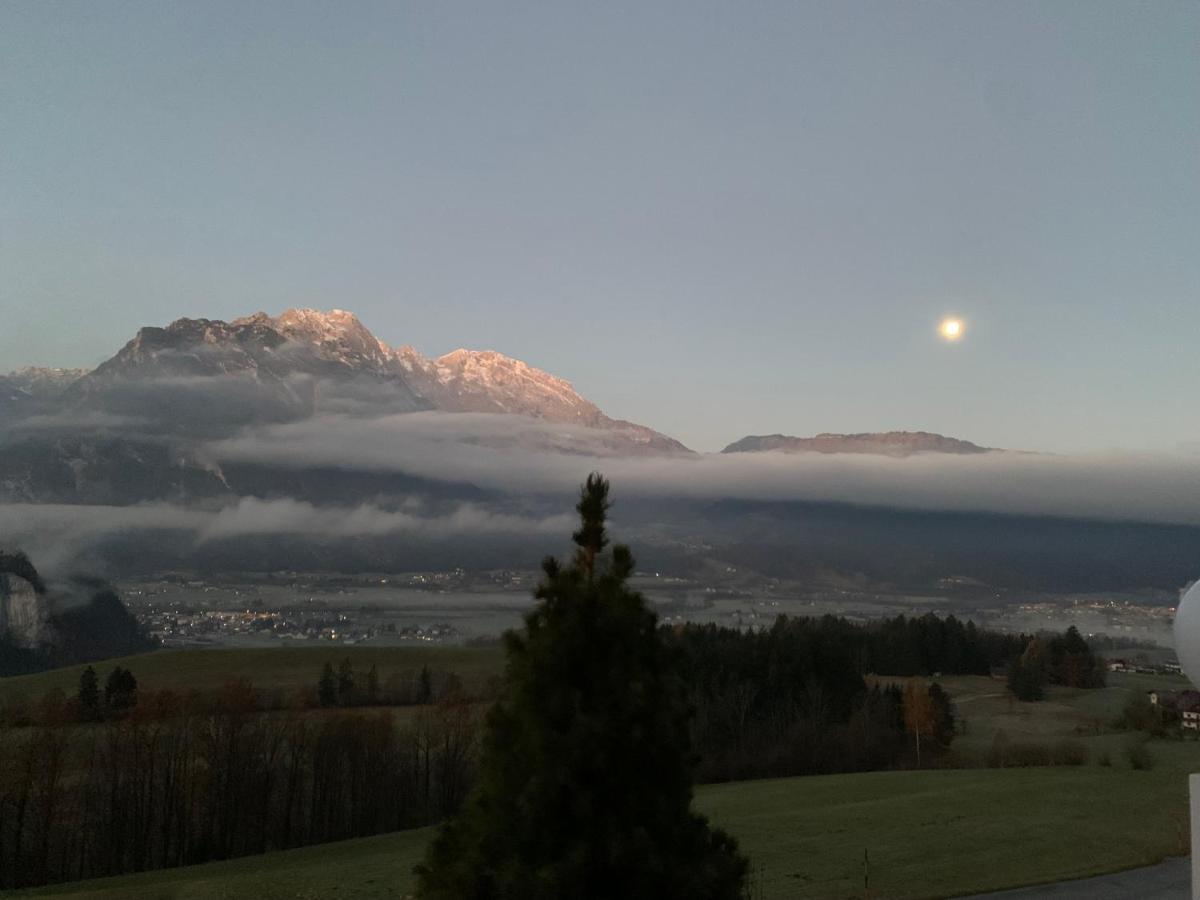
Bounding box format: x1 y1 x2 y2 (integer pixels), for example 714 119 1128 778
1 1 1196 454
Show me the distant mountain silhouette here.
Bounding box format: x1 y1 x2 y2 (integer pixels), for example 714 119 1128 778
722 431 994 456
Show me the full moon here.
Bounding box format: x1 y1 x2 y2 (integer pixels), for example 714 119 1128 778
939 317 964 341
1173 580 1200 688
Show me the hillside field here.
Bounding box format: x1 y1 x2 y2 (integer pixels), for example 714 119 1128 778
929 670 1192 759
11 742 1198 900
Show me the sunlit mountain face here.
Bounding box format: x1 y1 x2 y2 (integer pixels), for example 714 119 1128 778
0 308 690 504
52 308 687 446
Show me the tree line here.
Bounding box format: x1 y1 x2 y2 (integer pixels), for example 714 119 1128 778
316 659 460 708
0 679 475 890
669 613 1101 781
670 616 963 782
0 660 473 729
1007 626 1106 701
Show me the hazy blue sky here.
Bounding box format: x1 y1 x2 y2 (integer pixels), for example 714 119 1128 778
2 1 1196 452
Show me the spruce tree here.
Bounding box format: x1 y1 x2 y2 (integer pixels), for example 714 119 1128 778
337 657 356 704
366 663 380 704
417 664 433 704
104 666 138 711
417 473 748 899
318 662 338 707
1008 637 1048 702
77 665 100 719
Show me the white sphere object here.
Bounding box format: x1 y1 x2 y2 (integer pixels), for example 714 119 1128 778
1173 580 1200 689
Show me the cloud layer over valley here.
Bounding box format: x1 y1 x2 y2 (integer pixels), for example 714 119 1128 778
0 497 572 573
209 412 1200 527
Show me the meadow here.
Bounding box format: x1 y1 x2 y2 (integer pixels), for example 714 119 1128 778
929 670 1190 759
12 743 1197 900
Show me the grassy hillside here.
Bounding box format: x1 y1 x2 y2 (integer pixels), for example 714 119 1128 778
13 744 1197 899
0 644 506 706
12 827 436 900
697 744 1196 898
930 670 1191 758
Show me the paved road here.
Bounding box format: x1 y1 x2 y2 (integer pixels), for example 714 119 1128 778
958 857 1189 899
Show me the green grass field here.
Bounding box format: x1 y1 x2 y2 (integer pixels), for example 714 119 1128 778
13 743 1198 900
0 645 506 707
929 670 1191 758
696 745 1196 898
12 828 435 900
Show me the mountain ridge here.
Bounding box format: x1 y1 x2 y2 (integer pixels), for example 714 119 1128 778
722 431 995 456
7 307 691 451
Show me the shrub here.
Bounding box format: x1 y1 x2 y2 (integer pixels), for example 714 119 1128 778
986 730 1010 768
1097 749 1112 767
1005 741 1053 768
1114 691 1166 735
1126 738 1154 770
1051 739 1089 766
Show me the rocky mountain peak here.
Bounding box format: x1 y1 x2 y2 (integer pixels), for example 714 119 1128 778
272 307 375 342
436 348 575 391
28 308 689 456
233 308 397 373
430 348 601 422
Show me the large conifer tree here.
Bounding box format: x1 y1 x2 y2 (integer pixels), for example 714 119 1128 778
417 474 748 899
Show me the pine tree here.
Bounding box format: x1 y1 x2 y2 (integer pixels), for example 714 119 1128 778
1008 638 1047 702
417 473 748 899
104 667 138 711
927 682 956 746
366 664 380 704
417 664 433 704
337 658 356 704
77 665 100 719
318 662 338 707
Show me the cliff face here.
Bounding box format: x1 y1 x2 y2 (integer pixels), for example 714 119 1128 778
0 552 152 665
0 551 49 647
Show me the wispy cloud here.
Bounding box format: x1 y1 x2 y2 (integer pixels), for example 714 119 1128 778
0 497 571 573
